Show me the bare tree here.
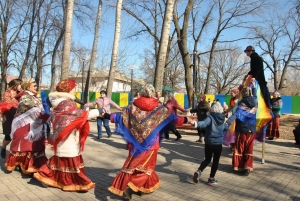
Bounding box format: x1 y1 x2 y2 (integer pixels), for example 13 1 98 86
280 68 300 95
0 0 30 98
173 0 194 106
140 41 185 89
84 0 103 103
18 0 39 79
61 0 74 80
165 44 185 90
154 0 175 93
107 0 123 97
250 8 300 92
203 0 267 93
204 44 249 94
122 1 177 95
50 2 66 91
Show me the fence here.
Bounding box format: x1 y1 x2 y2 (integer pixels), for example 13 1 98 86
39 91 300 114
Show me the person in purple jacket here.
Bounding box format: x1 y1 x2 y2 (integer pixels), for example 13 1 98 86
84 90 122 139
164 93 189 140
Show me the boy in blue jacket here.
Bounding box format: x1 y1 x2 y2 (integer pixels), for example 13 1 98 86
188 102 228 186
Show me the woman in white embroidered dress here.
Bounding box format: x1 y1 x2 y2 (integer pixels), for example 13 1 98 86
34 79 101 192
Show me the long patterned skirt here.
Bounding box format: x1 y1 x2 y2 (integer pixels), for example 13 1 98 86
34 155 95 192
266 117 280 138
108 149 161 196
232 133 256 171
5 124 47 174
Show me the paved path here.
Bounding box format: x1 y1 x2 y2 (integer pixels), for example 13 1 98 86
0 121 300 201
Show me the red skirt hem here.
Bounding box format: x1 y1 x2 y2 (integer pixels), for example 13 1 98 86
108 150 161 197
5 151 47 174
33 155 95 192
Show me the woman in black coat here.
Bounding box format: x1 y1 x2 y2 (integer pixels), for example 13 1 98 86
190 94 211 142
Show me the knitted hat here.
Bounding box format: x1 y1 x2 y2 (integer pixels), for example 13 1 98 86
100 90 107 95
244 45 255 53
56 79 76 93
199 94 206 100
241 87 252 98
168 92 174 98
210 102 223 113
140 84 155 98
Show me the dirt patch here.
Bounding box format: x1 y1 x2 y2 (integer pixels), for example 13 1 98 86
279 114 299 140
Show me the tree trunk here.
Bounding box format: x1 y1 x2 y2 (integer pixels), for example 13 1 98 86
0 42 8 99
107 0 123 97
19 1 37 79
35 38 43 91
204 38 217 93
50 31 64 91
173 0 194 107
61 0 74 80
154 0 175 93
84 0 103 103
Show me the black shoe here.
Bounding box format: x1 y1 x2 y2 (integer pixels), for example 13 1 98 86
97 136 102 139
175 136 182 141
138 191 144 197
123 187 132 199
268 137 274 140
1 148 6 159
41 182 48 188
107 135 111 138
244 169 250 176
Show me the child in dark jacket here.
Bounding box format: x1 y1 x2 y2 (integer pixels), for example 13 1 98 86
189 102 228 186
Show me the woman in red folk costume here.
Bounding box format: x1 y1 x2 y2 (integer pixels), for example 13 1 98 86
0 78 22 159
107 84 188 199
34 79 101 192
5 79 49 174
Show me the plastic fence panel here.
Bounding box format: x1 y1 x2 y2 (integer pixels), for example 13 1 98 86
175 94 185 109
119 93 129 107
291 96 300 114
225 95 231 106
206 94 215 103
215 95 226 107
75 92 81 108
184 94 189 109
111 92 120 109
280 96 292 114
89 92 96 103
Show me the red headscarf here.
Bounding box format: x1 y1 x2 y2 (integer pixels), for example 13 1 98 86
56 79 76 93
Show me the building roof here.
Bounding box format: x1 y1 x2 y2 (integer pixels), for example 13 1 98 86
0 75 49 89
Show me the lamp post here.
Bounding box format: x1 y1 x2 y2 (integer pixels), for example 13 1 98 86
131 68 133 95
81 59 85 108
192 50 197 108
128 65 134 101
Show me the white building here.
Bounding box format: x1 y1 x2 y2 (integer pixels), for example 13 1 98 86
68 69 145 93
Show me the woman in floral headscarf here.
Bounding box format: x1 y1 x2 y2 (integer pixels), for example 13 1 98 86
266 91 283 140
107 84 188 199
0 78 22 159
34 79 101 192
5 78 49 175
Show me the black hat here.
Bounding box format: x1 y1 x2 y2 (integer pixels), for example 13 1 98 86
244 45 255 53
100 90 107 95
